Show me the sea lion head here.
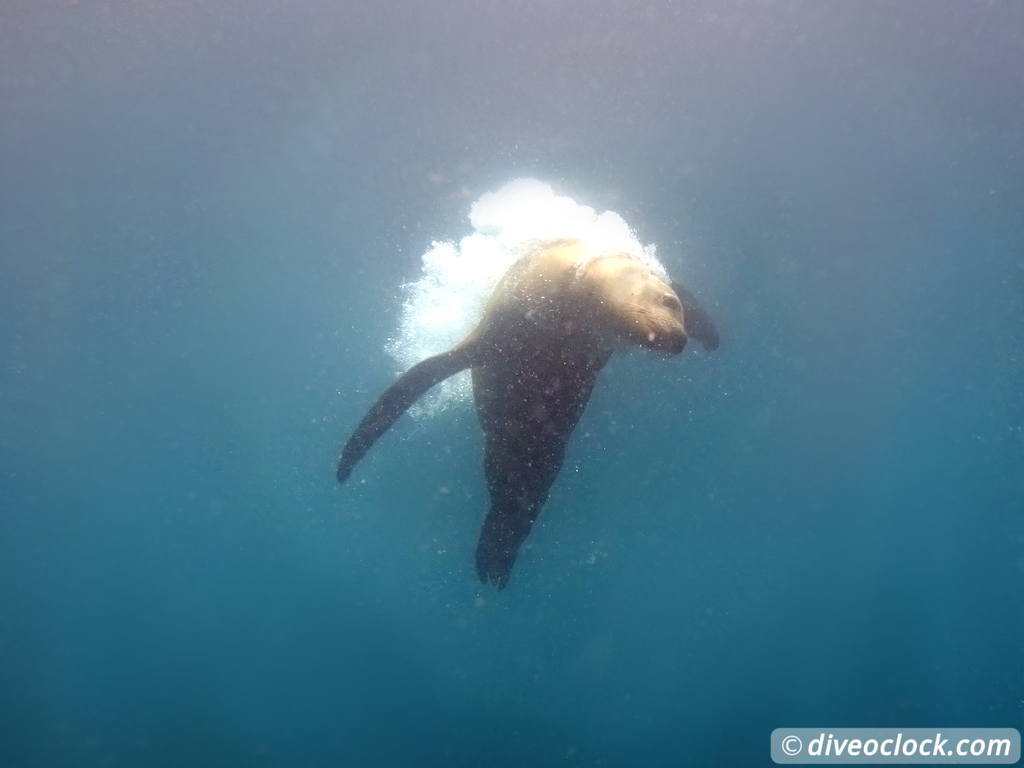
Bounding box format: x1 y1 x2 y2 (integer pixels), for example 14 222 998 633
581 253 688 354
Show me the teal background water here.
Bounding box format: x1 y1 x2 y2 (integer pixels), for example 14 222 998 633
2 2 1022 765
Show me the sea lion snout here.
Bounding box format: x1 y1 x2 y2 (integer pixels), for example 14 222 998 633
642 325 687 355
662 329 688 355
656 290 687 354
630 281 687 354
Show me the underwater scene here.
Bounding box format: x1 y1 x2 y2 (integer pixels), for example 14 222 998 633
1 1 1022 766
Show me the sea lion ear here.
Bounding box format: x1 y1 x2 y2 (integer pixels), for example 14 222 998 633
671 282 720 351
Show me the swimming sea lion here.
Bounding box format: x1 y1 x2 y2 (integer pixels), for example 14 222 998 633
336 239 719 588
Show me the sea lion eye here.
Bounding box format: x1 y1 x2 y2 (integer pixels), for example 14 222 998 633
660 293 682 311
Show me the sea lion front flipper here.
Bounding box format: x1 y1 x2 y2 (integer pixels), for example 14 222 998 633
337 343 477 483
671 282 720 351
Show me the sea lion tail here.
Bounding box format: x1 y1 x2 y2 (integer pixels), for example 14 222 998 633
336 342 477 483
671 282 720 351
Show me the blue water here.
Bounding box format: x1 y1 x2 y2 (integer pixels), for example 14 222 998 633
2 2 1022 766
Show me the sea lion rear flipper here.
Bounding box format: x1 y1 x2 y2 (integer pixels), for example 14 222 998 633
475 441 565 590
671 282 720 351
336 343 476 483
471 347 607 589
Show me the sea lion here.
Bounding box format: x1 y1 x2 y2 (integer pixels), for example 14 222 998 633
336 239 719 588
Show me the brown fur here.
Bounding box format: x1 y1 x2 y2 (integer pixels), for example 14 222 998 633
336 239 717 588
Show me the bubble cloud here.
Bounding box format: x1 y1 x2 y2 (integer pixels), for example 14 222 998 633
385 178 666 414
